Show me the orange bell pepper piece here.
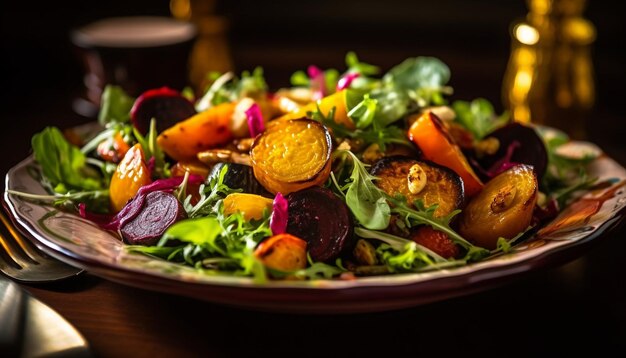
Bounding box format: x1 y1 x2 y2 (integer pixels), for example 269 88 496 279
408 112 484 197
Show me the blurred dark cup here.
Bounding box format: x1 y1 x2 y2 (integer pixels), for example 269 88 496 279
71 16 197 117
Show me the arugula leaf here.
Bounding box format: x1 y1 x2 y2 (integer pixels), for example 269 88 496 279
308 104 411 152
337 150 390 230
196 68 268 111
133 119 169 179
184 164 239 218
383 57 452 106
369 87 410 127
538 127 598 206
31 127 104 193
98 85 134 126
162 216 225 252
385 194 490 261
347 94 378 129
269 254 345 280
345 51 380 76
452 98 509 139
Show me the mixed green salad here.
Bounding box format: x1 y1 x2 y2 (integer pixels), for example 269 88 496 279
9 52 599 282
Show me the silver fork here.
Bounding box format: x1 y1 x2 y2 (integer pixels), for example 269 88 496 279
0 209 83 283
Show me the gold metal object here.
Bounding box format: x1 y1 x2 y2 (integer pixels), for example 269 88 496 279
170 0 234 93
502 0 595 139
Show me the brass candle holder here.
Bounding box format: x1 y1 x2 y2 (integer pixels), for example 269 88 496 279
502 0 595 139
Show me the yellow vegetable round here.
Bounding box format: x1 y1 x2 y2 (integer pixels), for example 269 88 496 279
458 165 538 249
250 119 332 194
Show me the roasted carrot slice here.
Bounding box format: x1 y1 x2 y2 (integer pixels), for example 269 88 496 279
408 111 484 197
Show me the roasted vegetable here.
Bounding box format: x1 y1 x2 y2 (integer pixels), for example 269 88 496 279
408 111 484 197
275 90 356 129
286 186 353 262
254 233 307 271
410 226 460 259
120 191 187 246
96 131 130 163
477 122 548 180
370 156 464 218
353 239 378 265
250 119 332 195
458 164 538 249
130 87 196 135
223 193 273 221
170 160 211 179
157 101 237 161
207 163 271 197
109 143 152 213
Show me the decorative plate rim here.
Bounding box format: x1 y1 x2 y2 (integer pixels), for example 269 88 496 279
4 146 626 312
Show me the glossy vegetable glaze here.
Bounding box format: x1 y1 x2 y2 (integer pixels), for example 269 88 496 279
370 156 464 217
251 119 332 194
459 164 538 249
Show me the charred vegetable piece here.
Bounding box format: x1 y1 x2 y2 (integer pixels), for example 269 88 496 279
286 186 353 262
251 119 332 195
478 122 548 180
408 111 484 197
120 191 187 246
459 164 538 249
410 226 460 259
109 144 152 213
353 239 378 265
223 193 273 221
207 163 271 197
371 156 464 218
130 87 196 135
254 233 307 272
157 101 236 161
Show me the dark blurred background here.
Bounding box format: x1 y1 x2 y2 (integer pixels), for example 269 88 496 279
1 0 623 141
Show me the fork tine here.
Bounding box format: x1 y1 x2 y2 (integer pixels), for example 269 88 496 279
0 208 84 282
0 232 35 269
0 210 42 262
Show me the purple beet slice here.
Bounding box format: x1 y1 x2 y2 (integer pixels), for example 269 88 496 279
286 186 353 262
120 191 187 246
130 87 196 135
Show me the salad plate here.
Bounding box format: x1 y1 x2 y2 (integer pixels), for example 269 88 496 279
4 140 626 313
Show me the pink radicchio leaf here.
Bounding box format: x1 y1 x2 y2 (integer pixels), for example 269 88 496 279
270 192 288 235
245 103 266 138
485 141 522 178
336 72 360 91
136 175 203 197
307 65 326 101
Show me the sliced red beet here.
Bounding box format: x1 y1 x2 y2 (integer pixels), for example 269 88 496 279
286 186 353 262
130 87 196 135
120 191 187 246
476 122 548 181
